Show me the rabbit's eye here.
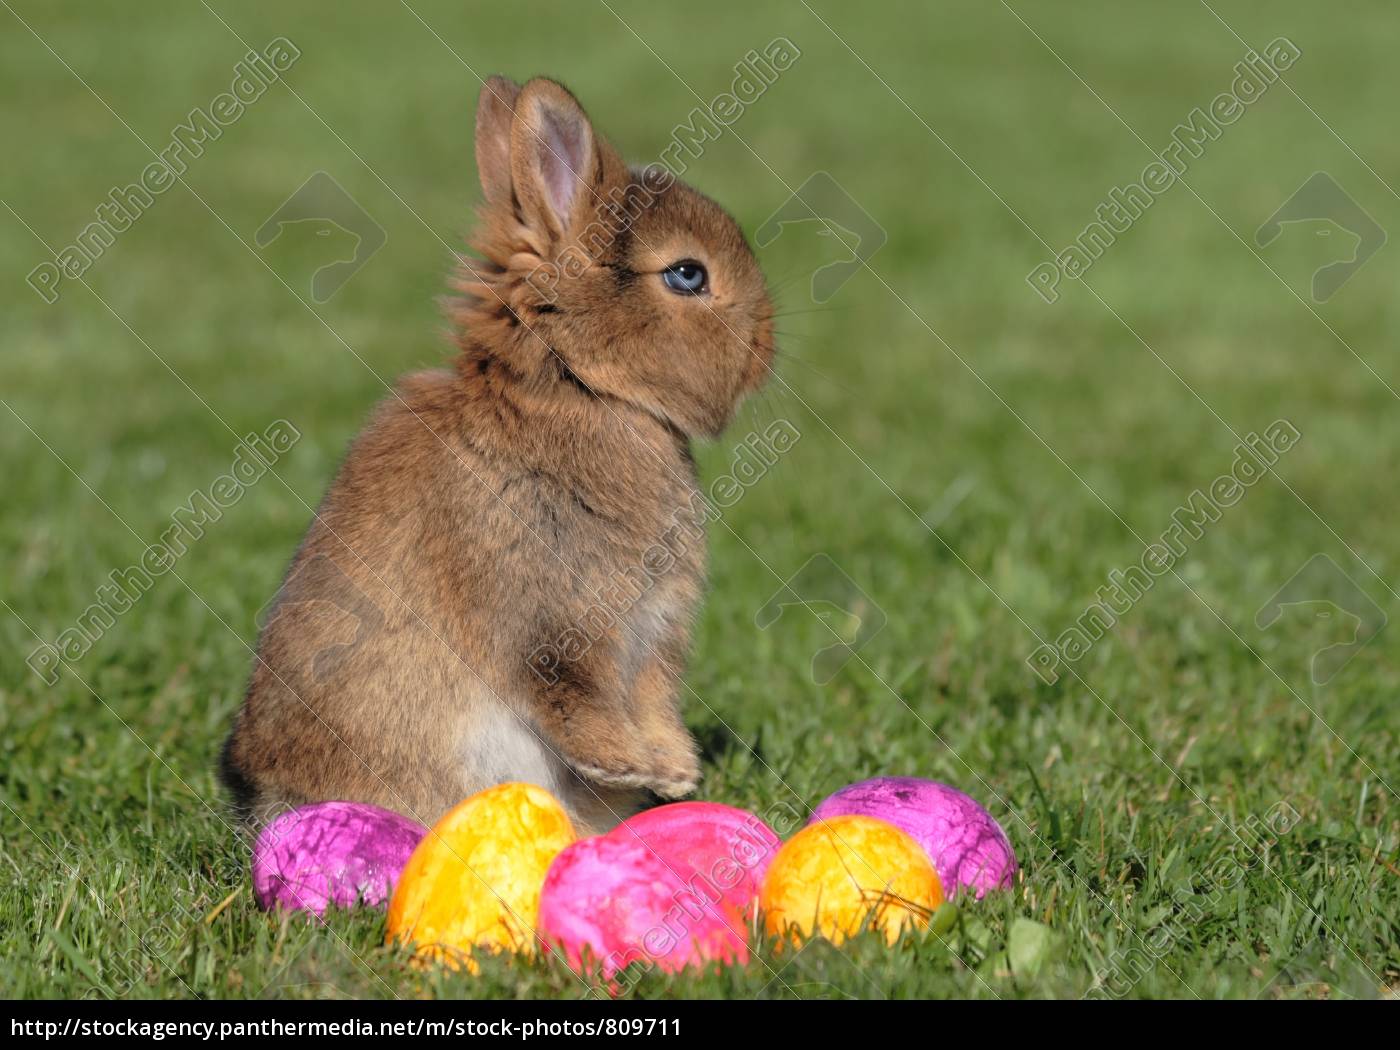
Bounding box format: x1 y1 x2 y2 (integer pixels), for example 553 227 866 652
662 260 708 295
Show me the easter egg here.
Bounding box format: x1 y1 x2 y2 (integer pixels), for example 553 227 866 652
810 777 1016 897
608 801 782 918
251 801 427 915
761 814 942 946
538 834 749 983
386 783 577 969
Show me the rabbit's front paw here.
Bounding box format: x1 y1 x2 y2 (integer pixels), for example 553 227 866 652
568 751 699 797
562 721 700 798
643 721 702 797
642 753 700 799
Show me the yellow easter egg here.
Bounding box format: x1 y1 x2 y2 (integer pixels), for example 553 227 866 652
386 782 577 969
760 814 943 947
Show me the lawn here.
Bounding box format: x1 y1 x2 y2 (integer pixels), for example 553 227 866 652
1 0 1396 1000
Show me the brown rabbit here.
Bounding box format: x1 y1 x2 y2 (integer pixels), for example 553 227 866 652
220 76 775 834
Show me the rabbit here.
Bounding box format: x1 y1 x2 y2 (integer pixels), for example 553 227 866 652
219 76 775 836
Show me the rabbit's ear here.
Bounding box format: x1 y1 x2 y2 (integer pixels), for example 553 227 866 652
475 75 521 206
510 79 598 244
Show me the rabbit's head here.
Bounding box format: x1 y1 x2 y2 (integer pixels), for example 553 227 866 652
453 76 774 438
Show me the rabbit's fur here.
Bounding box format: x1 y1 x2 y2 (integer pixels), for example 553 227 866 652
220 77 775 834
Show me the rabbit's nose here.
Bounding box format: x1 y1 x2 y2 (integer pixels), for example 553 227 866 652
742 314 776 391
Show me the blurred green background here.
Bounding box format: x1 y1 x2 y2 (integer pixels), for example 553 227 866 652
1 0 1396 998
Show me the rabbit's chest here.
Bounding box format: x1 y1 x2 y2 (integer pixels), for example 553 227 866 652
574 488 707 624
549 473 705 668
545 454 705 579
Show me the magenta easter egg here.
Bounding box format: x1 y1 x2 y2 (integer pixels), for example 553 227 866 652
608 802 782 918
537 835 748 983
252 801 428 915
810 777 1016 897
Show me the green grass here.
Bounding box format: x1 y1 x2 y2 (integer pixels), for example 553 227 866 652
2 0 1397 999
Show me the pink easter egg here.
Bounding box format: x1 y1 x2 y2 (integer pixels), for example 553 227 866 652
810 777 1017 898
608 801 782 918
252 801 428 915
537 835 748 984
